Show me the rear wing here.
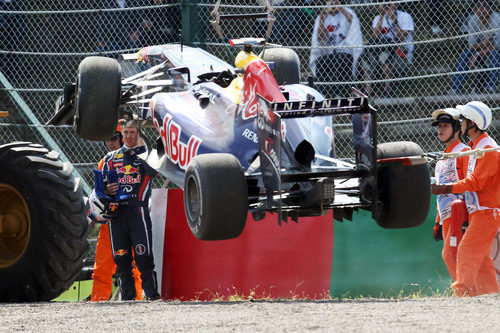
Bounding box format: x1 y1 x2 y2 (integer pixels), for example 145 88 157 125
256 94 378 221
269 96 368 117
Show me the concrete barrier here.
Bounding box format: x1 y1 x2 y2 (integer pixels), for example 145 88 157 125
151 189 333 300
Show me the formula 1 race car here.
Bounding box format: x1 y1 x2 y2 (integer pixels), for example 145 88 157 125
49 13 430 241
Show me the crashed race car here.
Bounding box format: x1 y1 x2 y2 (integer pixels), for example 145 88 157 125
49 11 430 240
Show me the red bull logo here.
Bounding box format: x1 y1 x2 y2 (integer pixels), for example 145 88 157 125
241 60 287 120
108 202 119 212
242 81 258 120
154 113 202 170
116 165 141 184
116 165 139 175
114 249 128 256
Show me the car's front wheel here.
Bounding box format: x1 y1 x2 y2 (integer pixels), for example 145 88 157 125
74 56 121 141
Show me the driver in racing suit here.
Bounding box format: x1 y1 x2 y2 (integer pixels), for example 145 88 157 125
91 127 143 301
101 120 161 301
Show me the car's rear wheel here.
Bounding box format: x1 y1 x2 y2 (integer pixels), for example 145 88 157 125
262 48 300 85
0 142 89 302
374 141 430 229
74 56 121 141
184 153 248 240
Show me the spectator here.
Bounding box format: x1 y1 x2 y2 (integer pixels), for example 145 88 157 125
100 120 161 301
309 0 363 98
448 0 499 95
427 0 444 35
90 127 144 302
360 1 414 97
95 0 143 54
0 0 26 82
140 0 181 46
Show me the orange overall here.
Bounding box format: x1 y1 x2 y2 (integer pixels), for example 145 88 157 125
451 133 500 296
435 140 469 281
91 158 143 301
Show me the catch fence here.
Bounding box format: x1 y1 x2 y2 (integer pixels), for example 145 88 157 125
1 0 498 193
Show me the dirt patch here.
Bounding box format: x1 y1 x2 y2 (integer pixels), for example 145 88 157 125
1 294 500 332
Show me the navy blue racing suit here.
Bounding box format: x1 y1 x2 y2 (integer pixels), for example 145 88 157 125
101 145 159 300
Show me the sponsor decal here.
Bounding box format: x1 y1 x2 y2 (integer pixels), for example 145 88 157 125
242 128 258 143
108 202 119 212
281 121 287 141
116 165 141 184
257 93 281 200
113 161 124 168
135 244 146 255
114 153 124 159
122 185 133 193
260 98 286 141
153 113 203 170
241 81 258 120
271 97 364 116
116 165 138 175
264 137 280 174
114 249 128 256
257 117 281 139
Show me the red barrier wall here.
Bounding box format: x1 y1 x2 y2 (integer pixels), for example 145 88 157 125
160 189 333 300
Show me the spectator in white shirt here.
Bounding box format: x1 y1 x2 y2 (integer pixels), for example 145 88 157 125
310 0 363 98
360 1 414 96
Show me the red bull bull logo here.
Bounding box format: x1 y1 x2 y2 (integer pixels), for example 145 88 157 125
242 81 258 120
241 60 287 120
108 202 119 212
114 249 128 256
154 113 202 170
116 165 139 175
116 165 141 184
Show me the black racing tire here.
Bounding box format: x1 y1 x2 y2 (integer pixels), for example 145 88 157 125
184 153 248 240
74 56 121 141
374 141 430 229
262 48 300 85
0 142 89 302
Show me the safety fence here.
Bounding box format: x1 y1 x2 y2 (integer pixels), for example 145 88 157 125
0 0 499 194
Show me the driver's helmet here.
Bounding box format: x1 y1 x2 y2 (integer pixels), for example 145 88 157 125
88 189 110 224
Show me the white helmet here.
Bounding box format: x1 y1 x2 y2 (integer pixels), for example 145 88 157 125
456 101 492 130
88 190 110 224
431 107 461 125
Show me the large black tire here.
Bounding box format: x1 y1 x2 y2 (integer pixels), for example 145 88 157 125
184 153 248 240
374 141 430 229
262 48 300 85
74 56 121 141
0 142 89 302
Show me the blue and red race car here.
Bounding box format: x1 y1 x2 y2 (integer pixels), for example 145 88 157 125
50 35 430 241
